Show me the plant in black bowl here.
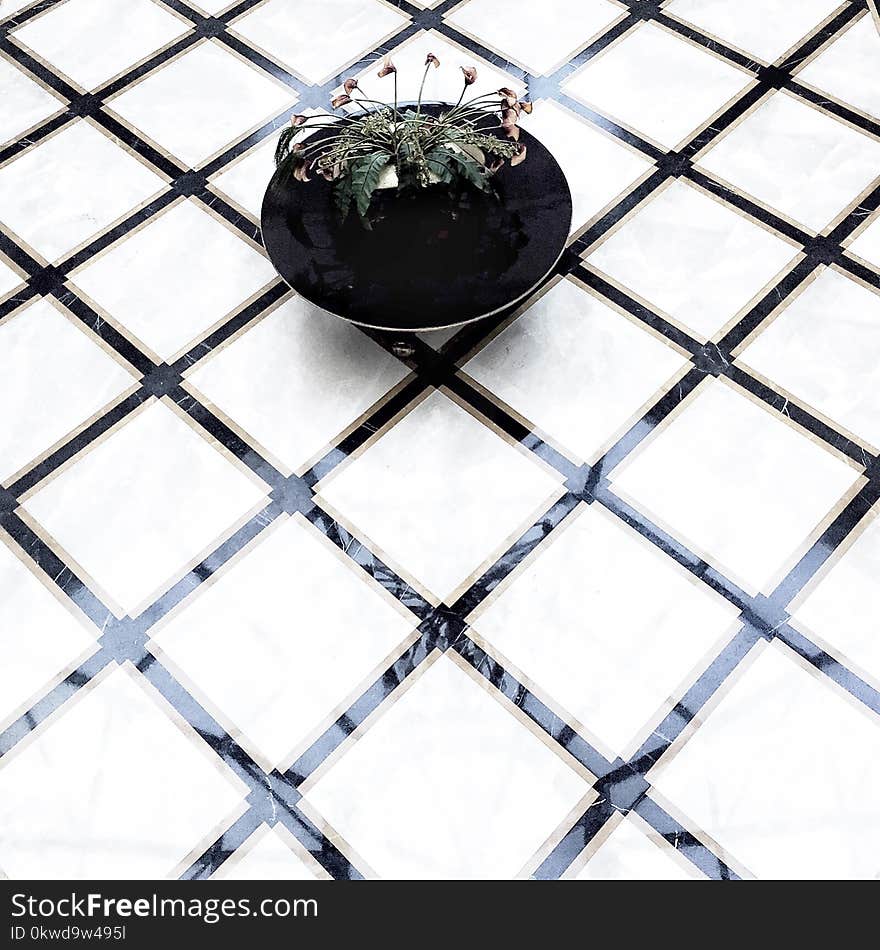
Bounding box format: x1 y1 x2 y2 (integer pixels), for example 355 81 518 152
274 54 532 228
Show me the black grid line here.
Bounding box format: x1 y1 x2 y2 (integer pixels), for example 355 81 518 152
0 0 878 882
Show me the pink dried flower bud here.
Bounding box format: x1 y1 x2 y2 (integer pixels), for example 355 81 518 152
343 77 359 94
289 113 308 127
378 56 397 78
501 107 520 137
330 93 352 108
519 100 533 114
498 87 518 108
461 66 478 85
425 53 441 68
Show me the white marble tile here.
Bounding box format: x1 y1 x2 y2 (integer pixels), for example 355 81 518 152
22 399 268 617
562 22 752 149
302 652 591 879
0 55 63 147
185 296 409 475
0 663 246 879
107 40 296 169
462 278 688 464
0 119 165 263
520 100 654 235
0 534 96 729
418 325 460 350
798 14 880 121
212 824 329 881
651 640 880 879
150 515 416 770
0 297 135 484
794 506 880 685
665 0 844 64
586 179 799 342
848 213 880 271
10 0 188 91
208 107 329 220
738 268 880 449
471 504 738 755
574 812 698 880
69 199 277 362
697 91 880 234
316 389 564 604
612 378 860 595
208 134 275 221
187 0 235 14
446 0 621 76
0 255 25 304
347 30 523 104
232 0 409 85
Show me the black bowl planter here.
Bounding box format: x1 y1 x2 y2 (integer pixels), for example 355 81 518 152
260 103 572 344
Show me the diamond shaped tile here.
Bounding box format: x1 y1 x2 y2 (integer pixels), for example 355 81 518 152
0 662 247 879
520 100 654 236
347 30 523 104
69 198 278 362
0 296 136 484
106 40 296 169
585 179 800 342
793 504 880 685
315 389 564 604
612 378 861 595
0 54 64 148
461 277 689 464
185 296 409 475
738 267 880 450
208 134 275 221
231 0 409 85
10 0 189 92
301 651 592 879
0 119 166 263
797 13 880 121
21 399 268 617
665 0 845 65
470 503 738 755
572 812 699 880
208 107 329 220
0 531 96 730
150 515 417 770
213 824 330 880
847 212 880 272
697 91 880 234
651 640 880 879
446 0 622 76
562 22 753 150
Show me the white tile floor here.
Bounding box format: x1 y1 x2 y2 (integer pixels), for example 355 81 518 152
584 178 799 342
1 0 879 883
562 22 753 150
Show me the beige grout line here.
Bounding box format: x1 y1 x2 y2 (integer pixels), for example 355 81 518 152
869 0 880 36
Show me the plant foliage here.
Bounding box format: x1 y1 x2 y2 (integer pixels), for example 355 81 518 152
274 56 531 226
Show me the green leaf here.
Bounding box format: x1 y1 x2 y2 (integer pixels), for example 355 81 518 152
435 147 492 193
333 176 353 222
350 152 391 219
423 149 455 185
274 126 299 166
